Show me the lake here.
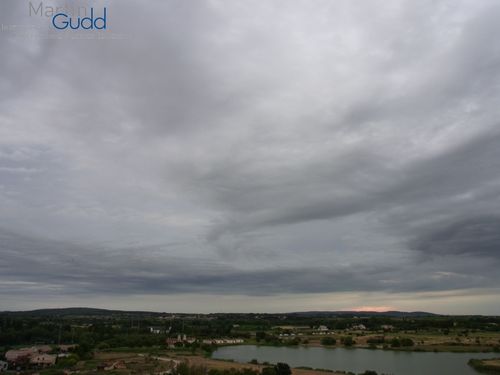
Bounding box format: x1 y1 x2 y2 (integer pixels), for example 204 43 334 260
212 345 497 375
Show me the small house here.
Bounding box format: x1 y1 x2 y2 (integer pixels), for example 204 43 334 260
5 348 36 364
30 354 57 367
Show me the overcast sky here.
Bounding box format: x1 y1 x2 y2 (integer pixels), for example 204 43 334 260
1 0 500 314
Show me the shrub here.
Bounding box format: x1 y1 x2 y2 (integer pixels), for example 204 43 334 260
341 336 355 347
55 354 80 369
275 363 292 375
400 338 414 347
390 338 401 348
321 337 337 346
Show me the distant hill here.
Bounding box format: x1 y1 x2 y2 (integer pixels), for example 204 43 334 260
288 310 439 317
0 307 164 317
0 307 439 317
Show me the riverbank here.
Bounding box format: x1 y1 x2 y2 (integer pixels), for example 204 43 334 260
468 358 500 373
248 330 500 353
243 339 498 353
177 354 349 375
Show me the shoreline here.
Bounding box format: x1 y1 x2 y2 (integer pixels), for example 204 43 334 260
212 341 500 354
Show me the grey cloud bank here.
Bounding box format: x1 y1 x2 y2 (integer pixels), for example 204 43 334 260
1 0 500 313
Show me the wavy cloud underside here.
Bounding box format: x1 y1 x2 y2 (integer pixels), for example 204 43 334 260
1 0 500 312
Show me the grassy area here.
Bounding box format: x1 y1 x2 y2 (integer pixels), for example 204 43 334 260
77 359 101 371
291 330 500 353
99 345 163 353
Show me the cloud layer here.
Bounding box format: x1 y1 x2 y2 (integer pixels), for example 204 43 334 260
1 0 500 313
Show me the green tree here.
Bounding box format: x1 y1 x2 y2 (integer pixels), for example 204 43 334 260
390 338 401 348
275 363 291 375
321 337 337 346
256 331 266 342
341 336 355 347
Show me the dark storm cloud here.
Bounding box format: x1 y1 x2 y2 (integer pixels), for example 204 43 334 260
413 216 500 259
202 127 500 244
1 0 500 310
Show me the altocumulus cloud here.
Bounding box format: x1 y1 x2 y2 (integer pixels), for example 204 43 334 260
1 0 500 313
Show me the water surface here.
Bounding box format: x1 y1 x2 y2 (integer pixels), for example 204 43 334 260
212 345 496 375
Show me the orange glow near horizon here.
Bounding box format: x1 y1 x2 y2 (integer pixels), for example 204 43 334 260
347 306 395 312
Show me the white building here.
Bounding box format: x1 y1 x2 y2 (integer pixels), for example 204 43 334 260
351 324 366 330
30 354 57 367
202 338 244 345
150 326 171 334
